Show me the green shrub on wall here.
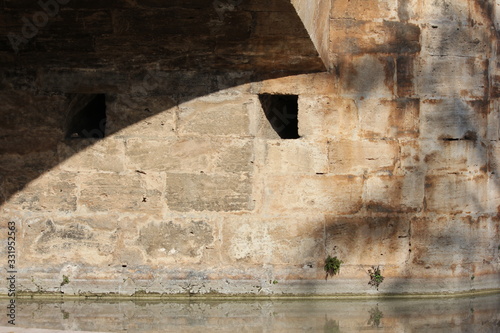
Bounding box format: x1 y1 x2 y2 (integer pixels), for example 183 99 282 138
324 256 343 279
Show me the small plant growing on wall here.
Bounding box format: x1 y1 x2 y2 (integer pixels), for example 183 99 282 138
324 255 343 279
60 275 70 287
368 266 384 290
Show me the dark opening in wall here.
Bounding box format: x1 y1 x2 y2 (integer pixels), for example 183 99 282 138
66 94 107 139
259 94 299 139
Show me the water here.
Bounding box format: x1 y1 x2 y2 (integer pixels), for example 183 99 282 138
1 294 500 332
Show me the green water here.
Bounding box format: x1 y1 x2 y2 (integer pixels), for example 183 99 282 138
2 294 500 332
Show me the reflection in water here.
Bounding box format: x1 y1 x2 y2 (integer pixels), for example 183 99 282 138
323 317 341 333
367 306 383 328
1 294 499 332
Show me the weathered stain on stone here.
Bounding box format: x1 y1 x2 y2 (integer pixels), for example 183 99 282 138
137 221 214 258
33 220 115 259
383 56 396 93
388 98 420 138
330 20 420 54
396 56 415 97
398 0 412 22
325 216 410 266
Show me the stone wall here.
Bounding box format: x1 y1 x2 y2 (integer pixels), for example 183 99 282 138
0 0 499 296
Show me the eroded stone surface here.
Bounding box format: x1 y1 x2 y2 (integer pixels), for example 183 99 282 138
166 173 253 212
137 220 215 260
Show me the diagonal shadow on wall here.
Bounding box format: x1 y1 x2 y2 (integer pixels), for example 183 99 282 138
0 0 326 207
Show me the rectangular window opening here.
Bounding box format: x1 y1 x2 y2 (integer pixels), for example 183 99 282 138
259 94 300 139
66 94 107 139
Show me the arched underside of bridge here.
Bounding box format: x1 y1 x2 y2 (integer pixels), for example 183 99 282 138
0 0 327 205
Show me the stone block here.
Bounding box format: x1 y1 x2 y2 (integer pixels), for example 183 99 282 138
325 216 411 266
0 10 25 34
488 141 500 173
411 216 499 276
416 56 488 98
0 68 37 91
42 10 113 35
424 174 487 213
112 9 211 36
330 20 420 54
420 99 488 140
254 102 282 140
210 11 254 41
8 172 77 213
421 24 490 58
331 0 398 20
423 139 487 175
388 99 420 139
338 55 396 99
328 140 399 175
264 175 363 214
165 173 253 212
96 34 214 57
106 94 177 136
358 98 420 139
490 59 500 99
0 8 113 35
253 11 310 37
298 95 358 139
58 138 125 173
35 36 95 53
222 216 324 272
177 95 252 136
215 36 319 58
264 140 328 174
0 90 67 132
125 137 253 173
133 219 218 265
0 151 57 178
486 174 500 214
398 140 422 171
398 0 419 21
78 172 164 214
0 130 62 155
397 55 416 97
22 216 118 265
487 100 500 140
292 0 331 68
417 0 470 23
38 69 129 94
364 173 425 212
401 145 425 171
